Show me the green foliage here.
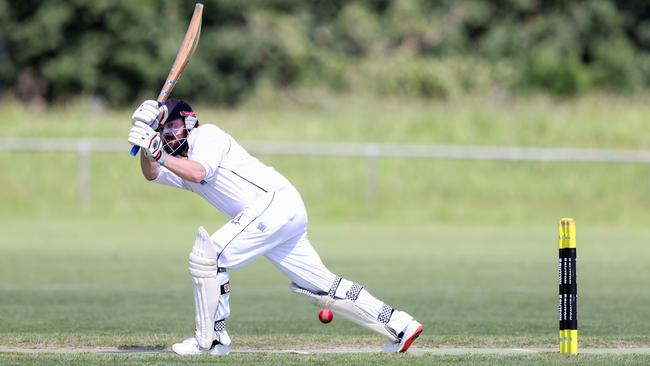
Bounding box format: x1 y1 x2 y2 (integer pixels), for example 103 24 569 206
1 0 650 104
591 38 646 91
349 55 514 98
521 46 592 96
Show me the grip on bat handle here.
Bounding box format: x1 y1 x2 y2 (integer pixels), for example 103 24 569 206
129 101 164 157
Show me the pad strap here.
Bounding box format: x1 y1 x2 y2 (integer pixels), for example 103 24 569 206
346 283 363 301
328 277 364 301
378 304 394 324
221 282 230 295
214 319 226 332
328 276 342 298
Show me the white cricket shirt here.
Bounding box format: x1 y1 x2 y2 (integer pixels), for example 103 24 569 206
153 124 291 218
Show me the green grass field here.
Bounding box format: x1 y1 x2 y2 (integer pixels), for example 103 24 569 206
3 353 650 366
2 93 650 364
1 219 649 364
2 92 650 225
4 92 650 149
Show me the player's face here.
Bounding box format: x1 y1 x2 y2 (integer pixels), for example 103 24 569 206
161 118 189 156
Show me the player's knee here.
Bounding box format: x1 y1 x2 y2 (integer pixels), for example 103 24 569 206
189 226 218 278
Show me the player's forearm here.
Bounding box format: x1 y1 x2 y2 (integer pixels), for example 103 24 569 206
140 152 160 181
162 153 206 183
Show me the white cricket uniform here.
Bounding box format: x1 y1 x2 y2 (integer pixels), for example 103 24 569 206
153 123 333 289
152 123 412 340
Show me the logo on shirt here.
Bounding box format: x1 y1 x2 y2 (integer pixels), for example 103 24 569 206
231 213 243 225
257 222 267 232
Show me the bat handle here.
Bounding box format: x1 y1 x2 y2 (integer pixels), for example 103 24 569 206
130 145 140 156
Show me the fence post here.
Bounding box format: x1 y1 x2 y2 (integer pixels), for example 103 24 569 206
78 139 91 207
365 144 379 204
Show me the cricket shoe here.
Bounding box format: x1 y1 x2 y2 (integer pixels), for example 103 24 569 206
171 337 230 355
382 320 423 353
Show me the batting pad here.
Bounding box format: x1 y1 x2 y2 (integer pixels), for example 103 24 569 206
189 226 220 349
290 283 399 342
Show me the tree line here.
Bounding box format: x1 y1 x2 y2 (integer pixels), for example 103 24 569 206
1 0 650 105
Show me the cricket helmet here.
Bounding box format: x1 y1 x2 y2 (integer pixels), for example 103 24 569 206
159 98 198 156
159 98 198 131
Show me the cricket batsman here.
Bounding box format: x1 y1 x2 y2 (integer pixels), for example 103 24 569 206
127 99 423 355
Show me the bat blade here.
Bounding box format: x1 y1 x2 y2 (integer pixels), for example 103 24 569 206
130 3 203 156
156 3 203 104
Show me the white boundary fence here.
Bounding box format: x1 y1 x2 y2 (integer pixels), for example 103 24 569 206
2 138 650 205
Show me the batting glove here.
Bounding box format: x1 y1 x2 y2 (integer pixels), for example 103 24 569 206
131 100 164 130
128 121 164 162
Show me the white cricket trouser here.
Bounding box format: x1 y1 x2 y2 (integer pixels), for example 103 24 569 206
209 186 412 337
210 186 334 291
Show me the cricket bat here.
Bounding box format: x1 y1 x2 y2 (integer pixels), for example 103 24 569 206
130 3 204 156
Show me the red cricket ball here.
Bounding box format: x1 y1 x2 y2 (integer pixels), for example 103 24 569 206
319 308 333 324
